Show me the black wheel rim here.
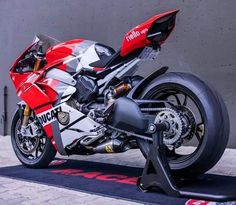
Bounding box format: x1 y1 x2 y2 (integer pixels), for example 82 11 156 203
14 118 47 160
145 84 206 165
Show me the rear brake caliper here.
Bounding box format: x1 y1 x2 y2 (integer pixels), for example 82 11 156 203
175 105 197 142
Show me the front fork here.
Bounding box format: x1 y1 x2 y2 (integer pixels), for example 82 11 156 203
22 105 31 126
22 56 42 126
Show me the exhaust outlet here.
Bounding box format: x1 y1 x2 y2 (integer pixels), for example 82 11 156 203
94 139 128 153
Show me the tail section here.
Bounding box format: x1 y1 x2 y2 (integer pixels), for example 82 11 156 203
120 10 179 56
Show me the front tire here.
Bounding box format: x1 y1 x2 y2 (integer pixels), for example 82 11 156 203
138 72 229 176
11 110 56 168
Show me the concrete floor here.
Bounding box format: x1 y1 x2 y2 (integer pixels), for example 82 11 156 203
0 135 236 205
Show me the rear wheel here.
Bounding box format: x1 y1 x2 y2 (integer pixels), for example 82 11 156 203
137 72 229 176
11 110 56 168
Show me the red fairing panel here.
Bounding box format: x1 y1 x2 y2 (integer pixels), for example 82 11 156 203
17 82 51 110
16 71 65 109
16 71 51 109
10 44 36 91
10 72 31 92
16 73 60 149
49 39 84 55
46 39 84 70
46 39 100 73
37 78 59 103
120 9 179 56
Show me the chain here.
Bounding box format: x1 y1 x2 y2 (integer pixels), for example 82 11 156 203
108 125 152 142
108 108 183 144
140 107 175 112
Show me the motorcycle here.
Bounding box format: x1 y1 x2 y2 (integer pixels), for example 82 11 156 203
10 9 229 176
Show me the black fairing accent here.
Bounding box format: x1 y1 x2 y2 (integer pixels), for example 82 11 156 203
147 11 179 46
89 48 143 69
108 97 148 133
74 75 98 103
89 52 120 68
127 66 169 99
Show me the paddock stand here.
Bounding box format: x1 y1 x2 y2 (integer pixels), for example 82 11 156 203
137 123 236 202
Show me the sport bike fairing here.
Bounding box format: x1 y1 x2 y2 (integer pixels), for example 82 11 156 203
9 9 230 178
120 9 179 56
10 10 180 154
46 39 115 73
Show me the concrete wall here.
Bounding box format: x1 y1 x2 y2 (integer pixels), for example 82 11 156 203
0 0 236 147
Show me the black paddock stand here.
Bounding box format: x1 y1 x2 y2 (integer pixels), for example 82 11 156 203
137 123 236 202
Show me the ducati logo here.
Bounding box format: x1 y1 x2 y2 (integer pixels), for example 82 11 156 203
37 106 62 126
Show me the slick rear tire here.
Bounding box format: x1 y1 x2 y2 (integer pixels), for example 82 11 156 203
137 72 229 176
11 110 57 168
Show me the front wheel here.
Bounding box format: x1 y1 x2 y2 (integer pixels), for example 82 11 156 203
137 72 229 176
11 110 56 168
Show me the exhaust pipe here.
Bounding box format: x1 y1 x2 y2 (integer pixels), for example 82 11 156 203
94 139 129 153
65 138 130 155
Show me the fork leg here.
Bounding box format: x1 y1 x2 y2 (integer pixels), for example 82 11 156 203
22 105 31 126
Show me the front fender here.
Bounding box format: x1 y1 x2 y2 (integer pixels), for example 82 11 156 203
127 66 168 99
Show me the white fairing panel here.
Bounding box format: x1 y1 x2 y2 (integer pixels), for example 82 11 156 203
79 44 100 69
61 86 76 102
45 68 76 86
36 102 102 148
62 42 101 72
44 103 101 147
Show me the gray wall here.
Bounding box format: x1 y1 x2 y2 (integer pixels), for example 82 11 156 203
0 0 236 147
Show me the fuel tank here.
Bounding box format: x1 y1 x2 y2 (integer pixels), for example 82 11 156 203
46 39 114 73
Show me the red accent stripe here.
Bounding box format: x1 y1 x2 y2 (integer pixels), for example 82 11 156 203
93 67 105 72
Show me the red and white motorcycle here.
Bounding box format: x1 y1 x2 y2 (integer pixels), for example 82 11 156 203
10 10 229 176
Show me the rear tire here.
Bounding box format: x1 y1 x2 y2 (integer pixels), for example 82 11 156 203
137 72 229 176
11 110 56 168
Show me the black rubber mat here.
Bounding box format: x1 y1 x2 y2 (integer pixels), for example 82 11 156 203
0 159 235 205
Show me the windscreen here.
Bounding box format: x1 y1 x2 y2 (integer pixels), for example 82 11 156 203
32 34 61 53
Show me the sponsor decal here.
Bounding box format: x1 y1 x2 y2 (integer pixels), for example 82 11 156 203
51 168 138 185
125 28 148 42
126 30 140 42
57 111 70 125
105 145 113 153
37 106 62 126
